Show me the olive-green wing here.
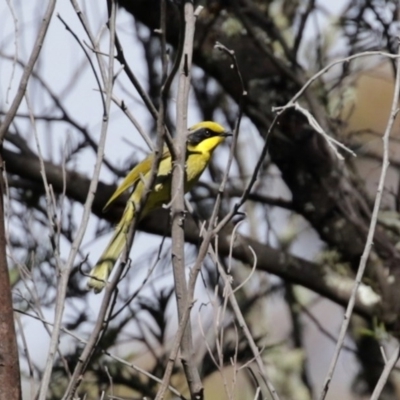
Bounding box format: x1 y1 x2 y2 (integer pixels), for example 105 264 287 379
103 148 170 212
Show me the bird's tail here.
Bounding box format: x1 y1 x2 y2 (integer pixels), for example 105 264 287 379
87 201 135 293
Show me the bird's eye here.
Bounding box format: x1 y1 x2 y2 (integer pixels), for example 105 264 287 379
204 129 211 137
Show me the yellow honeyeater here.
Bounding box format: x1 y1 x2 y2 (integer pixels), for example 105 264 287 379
87 121 231 293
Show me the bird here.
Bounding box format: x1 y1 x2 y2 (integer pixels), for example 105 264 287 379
87 121 231 293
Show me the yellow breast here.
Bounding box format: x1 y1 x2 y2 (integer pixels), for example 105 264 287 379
185 151 210 190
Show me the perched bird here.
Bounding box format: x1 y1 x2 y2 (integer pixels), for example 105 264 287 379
87 121 231 293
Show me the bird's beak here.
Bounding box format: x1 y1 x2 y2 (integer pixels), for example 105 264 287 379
221 131 233 137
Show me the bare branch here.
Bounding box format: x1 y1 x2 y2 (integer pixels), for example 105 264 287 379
0 153 21 399
166 1 204 397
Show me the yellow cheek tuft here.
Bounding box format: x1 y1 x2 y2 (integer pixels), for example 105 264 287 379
192 136 225 153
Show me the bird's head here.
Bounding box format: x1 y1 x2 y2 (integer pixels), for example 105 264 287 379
186 121 232 153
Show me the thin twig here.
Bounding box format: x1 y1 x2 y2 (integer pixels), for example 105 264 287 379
370 345 400 400
275 102 356 160
282 50 400 108
57 14 106 113
114 31 158 121
213 252 280 400
15 313 35 399
0 0 56 142
70 0 108 85
108 91 154 150
293 0 315 59
4 0 19 105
